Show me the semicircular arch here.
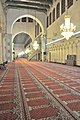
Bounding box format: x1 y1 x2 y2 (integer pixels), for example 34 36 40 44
11 14 44 34
12 31 32 43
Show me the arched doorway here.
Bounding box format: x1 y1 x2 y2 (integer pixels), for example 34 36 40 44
13 32 32 60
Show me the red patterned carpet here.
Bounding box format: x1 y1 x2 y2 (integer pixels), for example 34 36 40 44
0 59 80 120
0 63 25 120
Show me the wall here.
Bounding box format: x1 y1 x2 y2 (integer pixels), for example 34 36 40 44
12 22 35 42
7 9 46 34
5 34 12 62
0 1 6 63
6 8 47 61
47 0 80 66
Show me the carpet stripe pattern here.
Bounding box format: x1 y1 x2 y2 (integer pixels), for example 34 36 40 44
0 59 80 120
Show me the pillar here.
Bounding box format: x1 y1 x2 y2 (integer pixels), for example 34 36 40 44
2 32 6 62
5 33 12 62
41 34 47 62
0 33 3 63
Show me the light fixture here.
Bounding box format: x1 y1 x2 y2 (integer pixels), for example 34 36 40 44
33 41 39 50
60 15 76 40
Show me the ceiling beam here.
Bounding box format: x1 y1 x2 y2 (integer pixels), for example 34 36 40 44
5 0 50 10
6 5 47 13
6 0 53 6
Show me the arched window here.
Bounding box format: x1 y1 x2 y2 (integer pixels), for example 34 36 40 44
67 0 73 8
28 18 33 23
56 3 60 19
16 19 20 22
49 13 51 25
61 0 65 14
53 8 55 22
47 16 48 28
22 17 26 22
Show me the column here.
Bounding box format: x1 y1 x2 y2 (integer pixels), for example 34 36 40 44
2 32 5 62
5 33 12 62
0 33 3 63
41 34 46 62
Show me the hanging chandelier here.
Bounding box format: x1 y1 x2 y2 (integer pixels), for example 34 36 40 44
33 41 39 50
60 15 76 40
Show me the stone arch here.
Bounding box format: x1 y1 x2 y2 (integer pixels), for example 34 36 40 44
7 9 46 34
11 14 44 34
12 31 32 43
6 9 46 61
